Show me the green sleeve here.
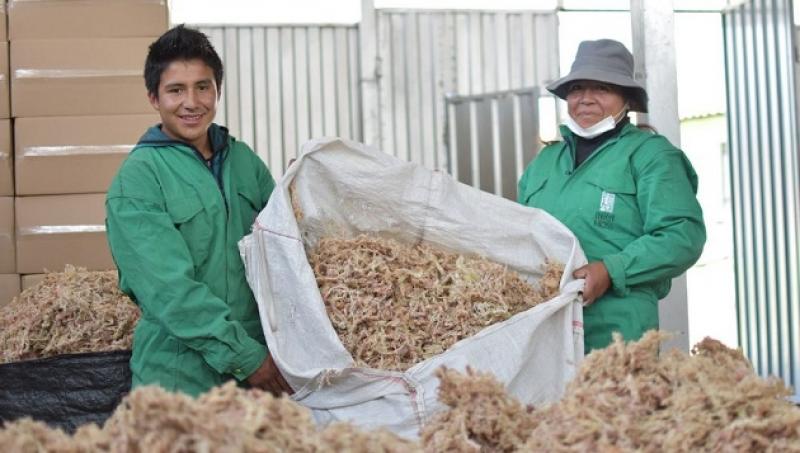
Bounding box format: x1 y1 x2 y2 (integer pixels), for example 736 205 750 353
106 160 266 381
601 146 706 296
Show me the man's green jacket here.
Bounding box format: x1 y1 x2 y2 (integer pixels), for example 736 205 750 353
518 123 706 352
106 124 275 396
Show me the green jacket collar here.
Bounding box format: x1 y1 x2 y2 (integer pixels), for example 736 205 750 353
135 123 231 156
135 123 231 189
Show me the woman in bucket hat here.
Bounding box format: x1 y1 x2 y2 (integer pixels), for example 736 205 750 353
518 39 706 352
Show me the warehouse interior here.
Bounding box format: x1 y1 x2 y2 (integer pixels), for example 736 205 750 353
0 0 798 447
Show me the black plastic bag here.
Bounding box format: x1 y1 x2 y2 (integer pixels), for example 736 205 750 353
0 350 131 433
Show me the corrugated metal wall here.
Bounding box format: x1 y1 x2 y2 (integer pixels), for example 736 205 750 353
197 11 558 176
200 25 361 177
373 10 559 170
445 88 542 199
722 0 800 397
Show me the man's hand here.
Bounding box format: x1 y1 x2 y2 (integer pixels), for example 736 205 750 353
247 353 292 396
572 261 611 305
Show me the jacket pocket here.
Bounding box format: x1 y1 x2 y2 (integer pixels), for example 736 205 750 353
165 195 212 267
585 168 642 238
585 165 637 195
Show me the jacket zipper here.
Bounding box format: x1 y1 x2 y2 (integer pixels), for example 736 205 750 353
188 144 229 216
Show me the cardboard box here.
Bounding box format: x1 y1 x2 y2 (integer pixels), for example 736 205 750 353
0 274 20 307
15 114 159 195
11 38 156 117
0 42 9 119
0 1 7 42
15 194 115 274
0 197 13 273
21 273 44 291
0 120 12 196
8 0 167 40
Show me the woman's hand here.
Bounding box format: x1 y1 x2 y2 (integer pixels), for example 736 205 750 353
247 353 292 396
572 261 611 305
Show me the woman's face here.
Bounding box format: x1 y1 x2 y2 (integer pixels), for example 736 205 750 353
566 80 627 128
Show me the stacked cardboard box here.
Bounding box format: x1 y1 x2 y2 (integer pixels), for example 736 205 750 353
0 196 18 305
20 273 44 291
7 0 167 283
8 0 167 40
0 274 20 307
15 114 158 195
0 119 11 196
15 193 114 273
0 1 17 303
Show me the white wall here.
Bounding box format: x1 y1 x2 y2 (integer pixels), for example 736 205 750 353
682 114 737 348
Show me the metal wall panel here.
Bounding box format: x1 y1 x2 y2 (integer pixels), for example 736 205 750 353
723 0 800 398
373 10 559 170
445 88 541 199
198 11 557 179
199 25 361 178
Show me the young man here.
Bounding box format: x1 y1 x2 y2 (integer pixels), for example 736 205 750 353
106 25 291 397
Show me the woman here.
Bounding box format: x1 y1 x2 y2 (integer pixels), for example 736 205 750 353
518 39 706 352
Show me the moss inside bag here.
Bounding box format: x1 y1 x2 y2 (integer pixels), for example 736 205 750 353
239 137 588 438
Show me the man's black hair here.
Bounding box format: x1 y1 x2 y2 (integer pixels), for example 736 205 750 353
144 24 224 98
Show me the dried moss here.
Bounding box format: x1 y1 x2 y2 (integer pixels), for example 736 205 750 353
420 332 800 452
421 367 537 452
308 234 563 371
0 382 417 452
0 266 139 363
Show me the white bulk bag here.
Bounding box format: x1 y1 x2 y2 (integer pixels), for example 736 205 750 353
239 137 587 439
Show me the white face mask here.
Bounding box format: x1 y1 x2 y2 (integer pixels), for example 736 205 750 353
564 104 629 139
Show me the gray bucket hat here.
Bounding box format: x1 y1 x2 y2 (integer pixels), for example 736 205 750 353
546 39 648 113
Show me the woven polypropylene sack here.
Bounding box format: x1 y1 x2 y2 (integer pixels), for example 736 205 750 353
0 350 131 433
240 138 587 439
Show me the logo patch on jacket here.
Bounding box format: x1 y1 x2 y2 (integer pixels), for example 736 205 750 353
600 191 615 213
595 191 615 227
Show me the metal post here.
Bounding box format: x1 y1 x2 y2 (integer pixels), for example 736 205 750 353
359 0 381 148
630 0 690 353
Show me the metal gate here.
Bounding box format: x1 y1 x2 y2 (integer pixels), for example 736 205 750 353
444 87 543 199
722 0 800 398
